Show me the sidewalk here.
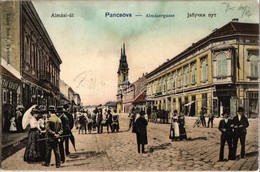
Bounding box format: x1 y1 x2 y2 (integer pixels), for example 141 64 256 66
1 129 29 161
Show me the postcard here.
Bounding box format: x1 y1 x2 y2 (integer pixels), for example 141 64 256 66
1 0 259 171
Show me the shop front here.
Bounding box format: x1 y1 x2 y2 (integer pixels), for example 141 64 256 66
1 67 21 132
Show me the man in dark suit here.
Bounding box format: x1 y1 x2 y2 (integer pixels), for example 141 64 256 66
232 106 249 159
218 111 233 161
56 106 70 163
63 104 76 155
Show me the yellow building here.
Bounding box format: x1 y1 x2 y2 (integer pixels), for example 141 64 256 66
146 20 259 117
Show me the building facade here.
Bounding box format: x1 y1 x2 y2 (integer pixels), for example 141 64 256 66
1 1 62 113
146 20 259 117
122 75 147 113
117 43 130 113
1 1 23 120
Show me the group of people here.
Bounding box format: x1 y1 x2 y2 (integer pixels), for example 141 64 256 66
23 105 75 168
20 102 250 165
218 106 249 161
200 107 215 128
169 110 187 141
76 107 120 134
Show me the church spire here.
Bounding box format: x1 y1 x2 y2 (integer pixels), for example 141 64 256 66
118 43 129 74
123 43 126 55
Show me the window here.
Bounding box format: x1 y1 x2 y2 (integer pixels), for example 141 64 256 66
167 75 171 91
250 55 258 78
162 77 166 93
191 63 196 84
172 72 176 89
3 90 7 104
177 69 182 87
216 53 227 77
201 58 208 82
24 35 30 63
184 66 189 86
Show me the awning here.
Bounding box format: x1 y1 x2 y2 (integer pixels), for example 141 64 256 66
184 101 195 107
1 66 21 90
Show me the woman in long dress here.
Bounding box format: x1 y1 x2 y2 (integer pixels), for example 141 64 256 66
178 112 187 140
170 110 180 141
24 108 42 163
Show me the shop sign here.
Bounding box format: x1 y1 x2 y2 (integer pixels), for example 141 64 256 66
1 78 19 90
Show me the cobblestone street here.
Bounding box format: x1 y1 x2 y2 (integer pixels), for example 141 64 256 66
1 114 258 171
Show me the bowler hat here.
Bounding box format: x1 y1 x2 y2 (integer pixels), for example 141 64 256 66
56 106 64 113
237 106 245 112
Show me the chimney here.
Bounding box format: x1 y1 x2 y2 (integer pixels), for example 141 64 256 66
213 28 218 32
232 18 239 22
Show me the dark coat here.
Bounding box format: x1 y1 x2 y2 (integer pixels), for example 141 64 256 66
64 111 74 130
218 118 233 136
59 113 70 135
232 115 249 136
134 116 148 145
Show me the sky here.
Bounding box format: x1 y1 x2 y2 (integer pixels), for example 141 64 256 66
32 0 259 105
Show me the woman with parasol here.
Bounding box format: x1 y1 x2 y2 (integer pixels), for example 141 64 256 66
23 108 42 163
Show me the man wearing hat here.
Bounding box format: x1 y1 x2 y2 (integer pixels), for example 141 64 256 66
200 107 207 127
218 111 233 161
232 106 249 159
42 106 63 168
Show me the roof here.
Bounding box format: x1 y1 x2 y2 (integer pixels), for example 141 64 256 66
133 90 146 104
146 21 259 78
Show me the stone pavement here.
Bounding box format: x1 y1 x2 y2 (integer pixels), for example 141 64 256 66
1 113 258 171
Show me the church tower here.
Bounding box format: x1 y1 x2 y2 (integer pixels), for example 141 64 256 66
117 43 129 85
117 43 129 113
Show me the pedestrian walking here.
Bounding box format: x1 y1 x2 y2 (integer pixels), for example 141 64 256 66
218 111 233 161
42 106 63 168
232 106 249 159
106 109 113 133
178 112 187 140
92 108 97 131
78 111 87 134
200 107 207 127
208 110 214 128
24 108 42 162
96 107 103 134
128 106 136 131
133 110 148 153
86 113 93 134
169 110 180 141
